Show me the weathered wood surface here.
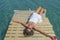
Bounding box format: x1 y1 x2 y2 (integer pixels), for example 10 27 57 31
4 10 55 40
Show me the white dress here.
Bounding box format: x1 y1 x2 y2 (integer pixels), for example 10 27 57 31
29 12 43 24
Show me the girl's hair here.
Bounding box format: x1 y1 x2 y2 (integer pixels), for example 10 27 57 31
23 28 34 37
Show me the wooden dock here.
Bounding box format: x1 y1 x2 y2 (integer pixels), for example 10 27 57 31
4 10 55 40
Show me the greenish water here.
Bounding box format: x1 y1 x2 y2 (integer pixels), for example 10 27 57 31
0 0 60 40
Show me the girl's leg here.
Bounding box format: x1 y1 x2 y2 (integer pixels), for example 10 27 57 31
35 7 42 14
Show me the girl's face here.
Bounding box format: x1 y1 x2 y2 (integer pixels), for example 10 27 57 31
26 27 32 32
23 28 34 36
27 28 31 32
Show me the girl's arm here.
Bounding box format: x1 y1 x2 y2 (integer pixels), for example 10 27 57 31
12 19 27 27
33 27 52 38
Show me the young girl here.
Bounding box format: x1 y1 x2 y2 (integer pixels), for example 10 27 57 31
13 7 57 40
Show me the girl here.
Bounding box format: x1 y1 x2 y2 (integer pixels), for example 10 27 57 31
13 7 57 40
